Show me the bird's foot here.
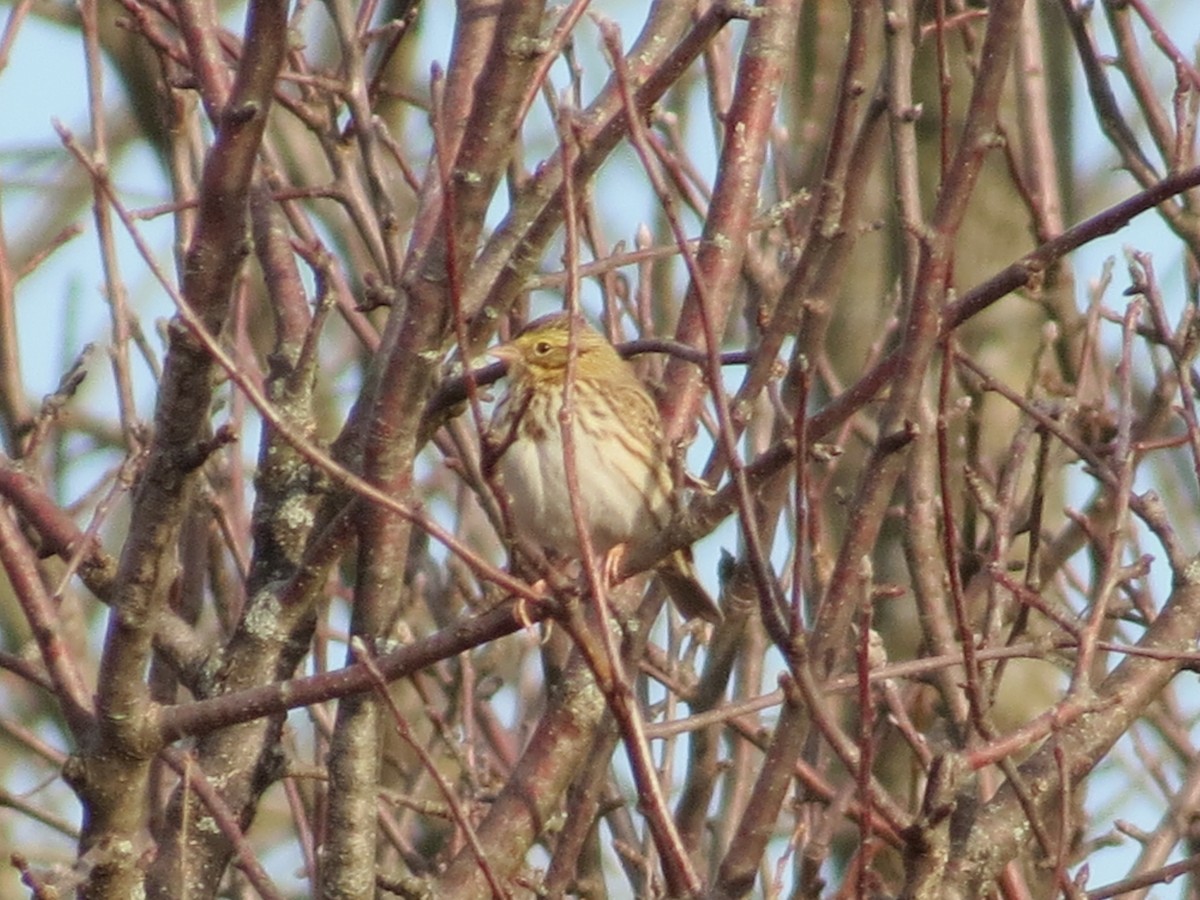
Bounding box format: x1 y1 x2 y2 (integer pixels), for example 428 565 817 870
601 543 628 591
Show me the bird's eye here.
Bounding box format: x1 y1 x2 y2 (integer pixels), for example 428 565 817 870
534 340 552 355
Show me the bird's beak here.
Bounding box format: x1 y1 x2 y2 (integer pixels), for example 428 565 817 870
489 343 519 366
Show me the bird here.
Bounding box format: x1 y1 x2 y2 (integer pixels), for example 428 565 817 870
485 312 722 624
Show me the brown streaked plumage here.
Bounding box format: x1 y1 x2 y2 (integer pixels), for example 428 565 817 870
488 313 722 624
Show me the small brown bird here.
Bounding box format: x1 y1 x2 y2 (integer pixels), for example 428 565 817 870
487 313 722 624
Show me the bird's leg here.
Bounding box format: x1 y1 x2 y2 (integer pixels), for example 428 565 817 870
601 543 628 592
512 589 538 634
513 577 557 642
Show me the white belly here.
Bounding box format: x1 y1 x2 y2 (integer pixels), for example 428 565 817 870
496 393 668 556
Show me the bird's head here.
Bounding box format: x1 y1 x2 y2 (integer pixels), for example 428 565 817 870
490 314 622 385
